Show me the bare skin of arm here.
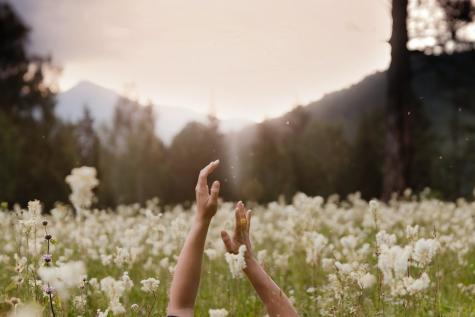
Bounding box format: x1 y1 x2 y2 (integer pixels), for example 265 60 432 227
167 160 220 317
221 202 299 317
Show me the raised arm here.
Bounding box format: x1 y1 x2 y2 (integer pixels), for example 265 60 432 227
221 202 299 317
167 160 220 317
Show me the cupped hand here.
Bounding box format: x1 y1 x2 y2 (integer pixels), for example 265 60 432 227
195 160 220 222
221 201 253 258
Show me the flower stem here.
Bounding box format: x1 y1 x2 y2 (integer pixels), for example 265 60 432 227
48 292 56 317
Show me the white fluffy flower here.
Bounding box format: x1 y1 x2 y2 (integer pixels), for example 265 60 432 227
369 200 379 214
100 254 113 266
65 166 99 209
140 277 160 293
404 272 431 294
19 200 42 229
224 245 247 279
257 249 267 265
73 295 86 310
38 261 86 300
100 276 127 315
109 299 126 315
413 239 439 266
204 248 218 260
88 278 99 290
321 258 334 272
405 225 419 239
378 245 411 283
28 200 42 216
376 230 396 248
100 276 125 301
160 257 170 269
335 261 353 274
340 235 358 250
209 308 229 317
121 271 134 290
114 247 130 266
357 273 376 290
96 309 110 317
303 232 328 264
7 302 42 317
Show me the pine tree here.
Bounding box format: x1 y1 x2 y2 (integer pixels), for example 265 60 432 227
99 98 168 205
0 3 77 207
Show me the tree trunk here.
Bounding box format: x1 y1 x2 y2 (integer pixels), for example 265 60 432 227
382 0 412 200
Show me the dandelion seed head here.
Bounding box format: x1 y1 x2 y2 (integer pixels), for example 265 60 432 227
140 277 160 293
209 308 229 317
224 245 247 278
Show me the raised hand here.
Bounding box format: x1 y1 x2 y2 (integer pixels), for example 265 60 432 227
220 203 299 317
168 160 221 317
195 160 220 222
221 201 252 258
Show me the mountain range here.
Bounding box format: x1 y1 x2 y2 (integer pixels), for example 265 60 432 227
56 81 252 144
56 72 386 145
56 51 475 146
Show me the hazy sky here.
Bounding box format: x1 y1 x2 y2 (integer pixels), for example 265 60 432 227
12 0 391 121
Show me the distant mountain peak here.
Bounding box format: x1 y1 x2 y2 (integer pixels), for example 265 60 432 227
55 81 252 144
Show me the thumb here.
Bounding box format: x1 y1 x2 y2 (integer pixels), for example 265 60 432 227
221 230 232 252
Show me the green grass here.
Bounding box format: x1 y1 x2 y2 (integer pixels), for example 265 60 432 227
2 196 475 316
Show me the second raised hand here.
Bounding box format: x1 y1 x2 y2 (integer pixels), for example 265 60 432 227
221 201 253 258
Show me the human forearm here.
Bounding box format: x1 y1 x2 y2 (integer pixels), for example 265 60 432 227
167 216 210 313
244 257 299 317
221 202 298 316
167 160 220 316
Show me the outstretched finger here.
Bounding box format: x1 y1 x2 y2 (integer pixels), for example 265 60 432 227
209 180 220 205
238 202 248 238
246 209 252 232
221 230 233 252
234 203 241 238
239 202 247 226
196 160 220 190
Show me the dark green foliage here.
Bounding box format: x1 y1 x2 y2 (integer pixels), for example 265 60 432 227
350 112 385 199
98 98 168 206
0 3 80 208
239 120 297 202
167 117 227 204
75 106 100 167
294 120 352 197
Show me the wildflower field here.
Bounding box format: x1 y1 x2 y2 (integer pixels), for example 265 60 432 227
1 168 475 316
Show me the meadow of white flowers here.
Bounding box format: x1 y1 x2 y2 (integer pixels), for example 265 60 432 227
1 167 475 316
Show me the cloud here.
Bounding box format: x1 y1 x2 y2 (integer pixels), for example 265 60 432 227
9 0 391 120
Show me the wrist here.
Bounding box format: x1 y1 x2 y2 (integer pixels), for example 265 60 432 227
194 214 212 227
244 256 258 272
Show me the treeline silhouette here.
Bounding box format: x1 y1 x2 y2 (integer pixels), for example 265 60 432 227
1 2 475 209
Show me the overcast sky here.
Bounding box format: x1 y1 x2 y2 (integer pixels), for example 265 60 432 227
11 0 391 121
